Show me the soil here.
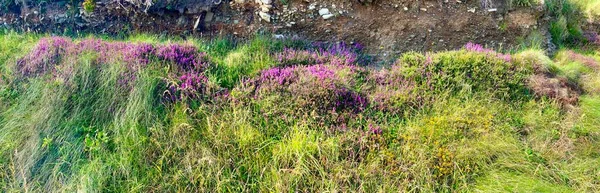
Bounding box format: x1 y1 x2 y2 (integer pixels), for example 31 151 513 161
0 0 550 61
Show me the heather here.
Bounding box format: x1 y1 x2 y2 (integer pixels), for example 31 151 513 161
1 33 600 192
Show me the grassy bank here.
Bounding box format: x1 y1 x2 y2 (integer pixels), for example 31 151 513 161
0 31 599 192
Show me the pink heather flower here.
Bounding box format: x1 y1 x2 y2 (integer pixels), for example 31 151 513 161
368 124 382 135
464 42 512 63
276 42 364 67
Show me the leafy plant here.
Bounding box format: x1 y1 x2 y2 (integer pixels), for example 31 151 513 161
83 0 95 13
511 0 536 7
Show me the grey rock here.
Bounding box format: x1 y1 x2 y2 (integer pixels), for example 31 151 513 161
322 14 334 19
259 12 271 22
319 8 330 16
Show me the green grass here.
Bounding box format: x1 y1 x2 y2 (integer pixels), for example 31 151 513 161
511 0 539 8
570 0 600 21
0 33 599 192
472 170 574 192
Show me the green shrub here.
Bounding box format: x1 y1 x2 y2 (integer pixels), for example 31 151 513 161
511 0 537 7
2 34 600 192
206 37 274 88
547 0 586 47
83 0 95 13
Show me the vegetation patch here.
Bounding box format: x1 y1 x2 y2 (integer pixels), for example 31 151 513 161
0 34 599 192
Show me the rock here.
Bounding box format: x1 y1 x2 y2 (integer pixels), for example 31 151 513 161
177 16 188 26
319 8 330 16
403 7 408 11
261 0 272 4
204 11 214 22
420 8 427 12
193 16 201 30
308 4 316 10
322 14 334 19
235 0 245 3
261 7 269 12
259 12 271 22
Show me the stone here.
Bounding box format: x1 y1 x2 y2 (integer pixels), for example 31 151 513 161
193 16 201 30
319 8 330 16
177 16 188 26
259 12 271 22
261 0 272 4
204 11 214 22
322 14 334 19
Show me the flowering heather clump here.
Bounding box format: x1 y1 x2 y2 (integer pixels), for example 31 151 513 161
156 44 207 72
368 124 382 135
564 50 599 70
240 64 367 124
583 31 600 45
258 67 296 86
17 37 72 77
528 74 580 107
464 42 511 63
162 72 229 104
17 37 159 77
368 50 531 113
366 66 424 113
275 42 363 67
68 39 157 70
18 37 211 79
164 73 210 102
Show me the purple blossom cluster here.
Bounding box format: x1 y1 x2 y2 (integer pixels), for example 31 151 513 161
17 37 210 78
242 64 368 123
275 42 363 67
583 31 599 44
156 44 207 72
17 37 71 77
335 87 368 113
70 38 156 69
165 73 210 102
464 42 511 62
366 66 423 113
565 50 599 69
368 124 382 135
306 64 337 80
259 67 296 85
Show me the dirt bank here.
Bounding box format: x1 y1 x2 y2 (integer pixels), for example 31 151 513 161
0 0 548 59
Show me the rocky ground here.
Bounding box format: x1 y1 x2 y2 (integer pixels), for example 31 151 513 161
0 0 564 61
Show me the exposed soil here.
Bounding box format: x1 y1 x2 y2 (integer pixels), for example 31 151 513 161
0 0 549 61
